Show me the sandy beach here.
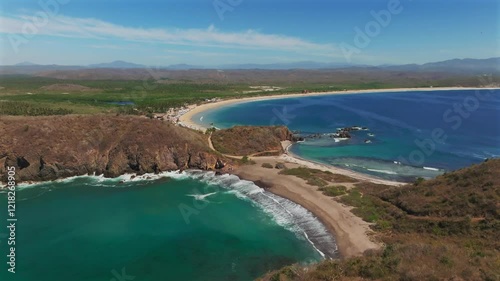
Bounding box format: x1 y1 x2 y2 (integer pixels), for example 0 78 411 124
281 149 404 186
231 155 383 258
224 141 401 258
178 86 497 131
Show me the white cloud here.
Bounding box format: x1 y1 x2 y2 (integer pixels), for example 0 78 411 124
89 44 131 50
0 14 339 54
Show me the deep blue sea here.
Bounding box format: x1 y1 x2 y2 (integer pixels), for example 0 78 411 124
195 89 500 181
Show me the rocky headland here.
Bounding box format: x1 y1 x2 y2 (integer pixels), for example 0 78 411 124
210 125 296 156
0 116 298 183
0 115 229 183
298 126 370 141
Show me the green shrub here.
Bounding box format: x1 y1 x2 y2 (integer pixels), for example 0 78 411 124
261 163 273 169
279 167 358 185
240 156 255 165
414 177 425 186
205 127 217 134
0 101 73 116
319 185 347 197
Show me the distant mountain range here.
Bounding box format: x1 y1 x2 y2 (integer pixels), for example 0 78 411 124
11 60 366 70
15 61 39 66
216 61 369 70
3 58 499 74
384 58 500 74
88 60 145 68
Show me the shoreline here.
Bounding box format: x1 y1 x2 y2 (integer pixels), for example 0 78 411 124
230 156 384 258
281 141 405 186
6 168 376 258
3 151 397 257
178 86 499 131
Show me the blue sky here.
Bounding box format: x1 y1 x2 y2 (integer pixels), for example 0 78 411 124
0 0 498 66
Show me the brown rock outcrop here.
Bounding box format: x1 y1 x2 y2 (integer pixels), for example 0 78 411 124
211 126 293 156
0 115 226 183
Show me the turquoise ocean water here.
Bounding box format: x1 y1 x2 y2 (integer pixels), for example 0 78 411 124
195 89 500 181
0 171 337 281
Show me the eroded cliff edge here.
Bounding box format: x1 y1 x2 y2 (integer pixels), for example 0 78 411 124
0 115 228 182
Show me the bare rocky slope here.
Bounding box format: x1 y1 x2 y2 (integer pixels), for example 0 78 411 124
211 126 294 156
0 115 227 182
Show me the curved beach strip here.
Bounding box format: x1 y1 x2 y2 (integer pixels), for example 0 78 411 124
178 87 499 131
231 155 382 258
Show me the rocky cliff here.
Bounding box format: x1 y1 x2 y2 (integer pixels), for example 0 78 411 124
0 115 226 182
211 126 294 156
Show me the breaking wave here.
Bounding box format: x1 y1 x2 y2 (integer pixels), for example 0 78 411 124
8 170 339 259
175 170 339 259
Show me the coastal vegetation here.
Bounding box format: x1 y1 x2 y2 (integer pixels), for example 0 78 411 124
279 167 358 187
318 185 347 197
0 101 73 116
0 76 251 115
262 163 274 169
239 155 256 165
260 159 500 281
1 71 496 116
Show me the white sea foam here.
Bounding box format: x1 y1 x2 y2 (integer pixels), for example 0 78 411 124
367 169 398 175
176 170 338 258
160 170 337 258
471 153 487 160
187 192 217 201
483 151 500 158
14 171 179 190
16 174 107 190
423 166 440 171
333 138 349 143
9 170 338 258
